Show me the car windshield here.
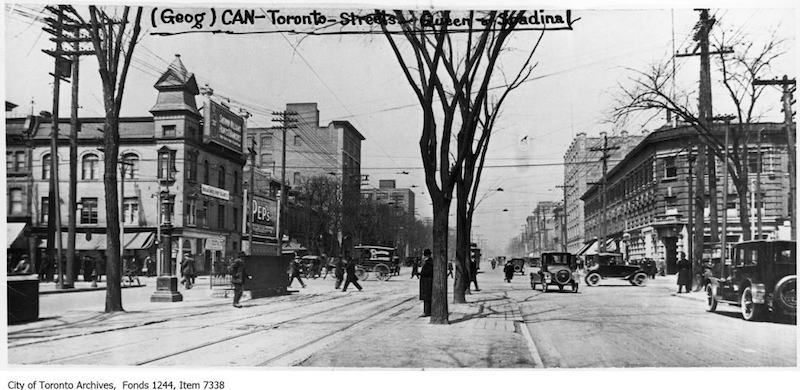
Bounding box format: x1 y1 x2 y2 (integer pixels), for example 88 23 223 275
774 242 796 264
546 254 570 265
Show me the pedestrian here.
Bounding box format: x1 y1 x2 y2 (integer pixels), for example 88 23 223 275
503 261 514 283
145 255 156 277
334 257 345 289
82 256 94 282
676 251 692 293
181 253 196 289
12 255 32 274
341 258 363 292
701 261 714 291
646 258 657 279
229 252 251 308
311 256 321 278
447 261 454 278
321 254 331 279
410 257 420 279
491 258 497 270
469 258 480 291
289 257 307 288
419 249 433 317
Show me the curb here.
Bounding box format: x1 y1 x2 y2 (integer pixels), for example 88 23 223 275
511 297 544 368
39 284 146 295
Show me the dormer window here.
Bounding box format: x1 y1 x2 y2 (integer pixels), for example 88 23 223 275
157 146 177 184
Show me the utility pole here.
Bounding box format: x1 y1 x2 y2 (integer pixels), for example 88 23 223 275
756 127 763 238
556 184 574 252
272 110 298 256
675 9 732 281
43 5 96 288
589 132 619 253
248 137 257 254
686 149 695 275
754 75 796 239
713 115 735 278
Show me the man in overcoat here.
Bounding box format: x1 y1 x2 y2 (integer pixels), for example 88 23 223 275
676 251 692 293
334 257 345 289
419 249 433 317
230 252 250 308
341 258 363 292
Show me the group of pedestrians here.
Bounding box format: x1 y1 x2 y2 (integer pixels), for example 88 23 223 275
287 256 362 292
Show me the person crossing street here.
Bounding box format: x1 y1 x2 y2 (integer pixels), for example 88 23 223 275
289 257 307 288
341 258 363 292
230 252 251 308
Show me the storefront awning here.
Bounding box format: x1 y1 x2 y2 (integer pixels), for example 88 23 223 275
7 223 26 248
576 239 597 256
39 232 155 250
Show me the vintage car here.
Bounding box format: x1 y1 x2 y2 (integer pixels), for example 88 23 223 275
510 258 527 275
707 240 796 321
530 252 580 293
583 252 649 287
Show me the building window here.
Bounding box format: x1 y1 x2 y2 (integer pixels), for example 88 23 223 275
8 188 23 215
6 153 14 171
261 134 273 147
199 201 209 227
293 172 301 185
81 153 100 180
233 207 239 231
203 160 210 184
162 125 176 138
664 157 677 179
217 204 225 229
294 135 302 147
186 199 197 226
122 197 139 225
233 171 239 194
80 198 99 224
41 197 49 224
121 153 139 179
42 154 51 180
218 165 226 189
15 151 26 171
157 148 177 181
186 151 198 182
748 151 763 173
259 153 272 167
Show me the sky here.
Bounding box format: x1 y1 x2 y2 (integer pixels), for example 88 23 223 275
3 1 797 257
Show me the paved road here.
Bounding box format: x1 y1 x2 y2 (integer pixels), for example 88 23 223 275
498 268 797 368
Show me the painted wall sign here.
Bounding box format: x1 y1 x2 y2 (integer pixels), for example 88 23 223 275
204 99 244 153
201 184 230 200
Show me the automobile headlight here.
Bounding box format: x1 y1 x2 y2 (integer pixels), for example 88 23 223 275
543 272 551 282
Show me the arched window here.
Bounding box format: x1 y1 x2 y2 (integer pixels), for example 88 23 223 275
203 160 210 184
81 153 100 180
218 165 226 189
121 153 139 179
42 154 51 180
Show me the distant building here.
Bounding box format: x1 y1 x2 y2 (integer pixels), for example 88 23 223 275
527 201 560 258
581 123 791 273
361 179 416 216
563 131 643 253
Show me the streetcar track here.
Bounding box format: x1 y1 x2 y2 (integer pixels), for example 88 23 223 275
23 293 358 364
134 296 375 366
257 296 416 366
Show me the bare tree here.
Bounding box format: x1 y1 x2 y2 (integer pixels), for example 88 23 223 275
611 29 786 267
298 175 343 255
66 6 143 312
380 10 547 320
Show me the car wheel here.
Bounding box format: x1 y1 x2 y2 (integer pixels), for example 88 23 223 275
585 273 600 287
706 286 718 312
741 286 765 321
631 273 648 287
572 282 579 293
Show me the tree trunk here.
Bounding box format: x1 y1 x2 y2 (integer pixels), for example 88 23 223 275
104 114 123 312
736 180 752 241
453 185 469 304
430 199 450 324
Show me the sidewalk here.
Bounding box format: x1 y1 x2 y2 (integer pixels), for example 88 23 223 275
647 273 707 302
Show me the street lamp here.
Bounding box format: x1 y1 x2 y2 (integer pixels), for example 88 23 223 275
150 147 182 302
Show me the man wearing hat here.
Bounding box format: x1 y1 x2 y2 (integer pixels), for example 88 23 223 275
180 253 196 289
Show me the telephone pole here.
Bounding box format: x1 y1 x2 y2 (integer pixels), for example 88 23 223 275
272 110 298 256
753 75 796 239
713 114 735 278
675 9 732 281
248 137 257 254
555 184 574 252
589 132 619 253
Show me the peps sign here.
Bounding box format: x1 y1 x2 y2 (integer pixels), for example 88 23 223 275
203 99 244 153
249 196 277 237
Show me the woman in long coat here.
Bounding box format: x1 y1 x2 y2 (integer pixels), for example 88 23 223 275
676 252 692 293
419 249 433 317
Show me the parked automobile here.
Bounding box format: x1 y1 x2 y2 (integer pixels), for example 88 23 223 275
510 258 526 275
583 252 648 287
530 252 580 293
707 240 796 321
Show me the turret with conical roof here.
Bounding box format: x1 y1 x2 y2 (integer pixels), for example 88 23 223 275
150 54 200 116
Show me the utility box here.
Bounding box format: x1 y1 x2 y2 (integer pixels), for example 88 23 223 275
245 255 291 299
7 274 39 324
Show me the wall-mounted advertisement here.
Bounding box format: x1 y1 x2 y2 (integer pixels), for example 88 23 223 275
249 195 277 238
203 99 244 153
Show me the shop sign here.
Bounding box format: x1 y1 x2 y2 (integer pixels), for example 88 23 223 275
205 237 226 251
201 184 230 200
204 99 244 153
249 196 276 237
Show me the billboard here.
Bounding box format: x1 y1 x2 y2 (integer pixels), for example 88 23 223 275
249 195 277 238
203 99 244 153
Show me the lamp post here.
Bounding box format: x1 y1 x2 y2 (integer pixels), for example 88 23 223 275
150 147 182 302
